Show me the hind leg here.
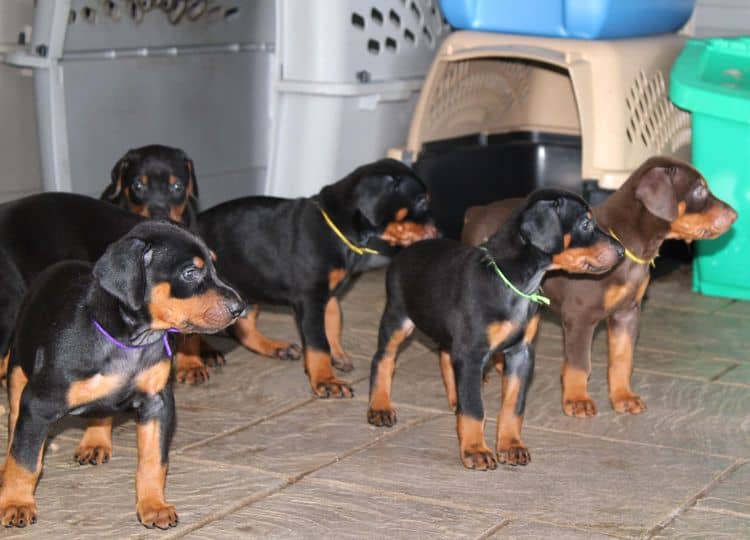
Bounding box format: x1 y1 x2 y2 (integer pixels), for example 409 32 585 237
325 297 353 372
232 305 302 361
367 298 414 427
175 334 210 384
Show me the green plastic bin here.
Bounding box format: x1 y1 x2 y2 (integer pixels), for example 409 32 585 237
670 37 750 300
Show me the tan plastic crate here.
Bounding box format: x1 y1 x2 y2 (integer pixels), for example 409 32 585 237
394 31 692 191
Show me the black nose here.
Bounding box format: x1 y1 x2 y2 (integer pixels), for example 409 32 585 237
227 297 247 319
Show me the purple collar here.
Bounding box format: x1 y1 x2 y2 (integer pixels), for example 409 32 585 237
92 319 179 357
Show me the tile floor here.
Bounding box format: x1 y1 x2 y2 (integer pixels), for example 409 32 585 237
1 265 748 539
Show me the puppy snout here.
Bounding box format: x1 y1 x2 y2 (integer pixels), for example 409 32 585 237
227 297 247 319
716 204 738 231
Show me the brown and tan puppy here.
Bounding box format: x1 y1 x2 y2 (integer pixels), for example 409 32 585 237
463 156 736 417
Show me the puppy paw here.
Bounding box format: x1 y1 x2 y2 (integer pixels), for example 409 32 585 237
74 444 112 466
331 353 354 372
0 501 37 528
176 363 210 385
562 396 597 417
202 348 225 367
461 447 498 470
137 500 178 530
611 392 647 414
276 344 302 362
496 443 530 466
312 377 353 399
367 407 397 427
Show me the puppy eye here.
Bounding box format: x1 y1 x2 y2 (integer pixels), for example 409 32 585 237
581 218 593 233
131 179 145 192
170 181 185 194
181 266 201 282
694 184 707 199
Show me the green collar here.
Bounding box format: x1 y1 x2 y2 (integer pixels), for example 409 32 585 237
479 247 550 306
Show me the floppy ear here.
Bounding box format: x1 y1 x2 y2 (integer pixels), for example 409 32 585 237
185 157 199 199
355 174 394 227
519 202 563 254
635 166 678 222
93 238 152 312
104 157 129 201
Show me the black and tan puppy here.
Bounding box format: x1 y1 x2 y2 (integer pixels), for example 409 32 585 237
102 144 199 227
367 189 623 469
463 157 736 417
102 145 223 384
199 159 438 398
0 221 245 529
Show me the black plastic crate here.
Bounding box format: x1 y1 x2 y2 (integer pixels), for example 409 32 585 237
414 131 582 239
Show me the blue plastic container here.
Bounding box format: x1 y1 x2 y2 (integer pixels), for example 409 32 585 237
439 0 696 39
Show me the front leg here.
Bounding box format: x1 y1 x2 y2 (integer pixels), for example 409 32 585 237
496 340 534 466
298 296 353 399
75 417 113 465
1 384 59 528
607 304 646 414
454 349 496 470
561 316 598 417
135 385 178 529
175 334 209 385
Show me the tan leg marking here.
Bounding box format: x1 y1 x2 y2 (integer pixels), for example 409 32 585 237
75 417 114 465
495 374 529 465
136 419 177 529
456 415 496 470
175 334 209 384
325 297 352 372
439 351 457 412
561 363 596 417
234 306 300 360
607 321 646 414
305 349 353 399
0 455 41 527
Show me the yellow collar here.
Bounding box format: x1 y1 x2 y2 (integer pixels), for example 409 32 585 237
608 228 657 267
318 206 379 256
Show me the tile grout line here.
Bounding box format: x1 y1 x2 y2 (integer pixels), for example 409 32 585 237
173 397 315 453
709 362 741 382
163 413 443 538
474 519 512 539
643 457 748 539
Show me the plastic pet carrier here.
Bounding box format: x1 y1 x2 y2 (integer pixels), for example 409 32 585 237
391 31 692 238
2 0 447 207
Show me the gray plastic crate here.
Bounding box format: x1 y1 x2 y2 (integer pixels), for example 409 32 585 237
2 0 446 206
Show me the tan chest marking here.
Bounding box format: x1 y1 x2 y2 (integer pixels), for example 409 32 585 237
487 321 517 351
68 373 126 408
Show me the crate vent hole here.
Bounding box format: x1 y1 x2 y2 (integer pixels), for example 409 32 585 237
224 6 239 20
352 12 365 29
422 26 432 44
410 1 421 21
385 37 397 52
371 8 383 25
404 28 415 43
68 9 77 23
82 6 97 23
368 39 381 54
389 10 400 27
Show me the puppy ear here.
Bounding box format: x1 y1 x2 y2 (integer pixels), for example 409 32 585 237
185 157 199 199
635 167 678 222
355 174 394 226
519 201 563 254
104 157 130 201
93 238 152 312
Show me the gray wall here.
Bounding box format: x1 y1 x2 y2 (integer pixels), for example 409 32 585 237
683 0 750 37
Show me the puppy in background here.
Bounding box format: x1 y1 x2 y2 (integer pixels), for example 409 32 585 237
103 145 223 383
